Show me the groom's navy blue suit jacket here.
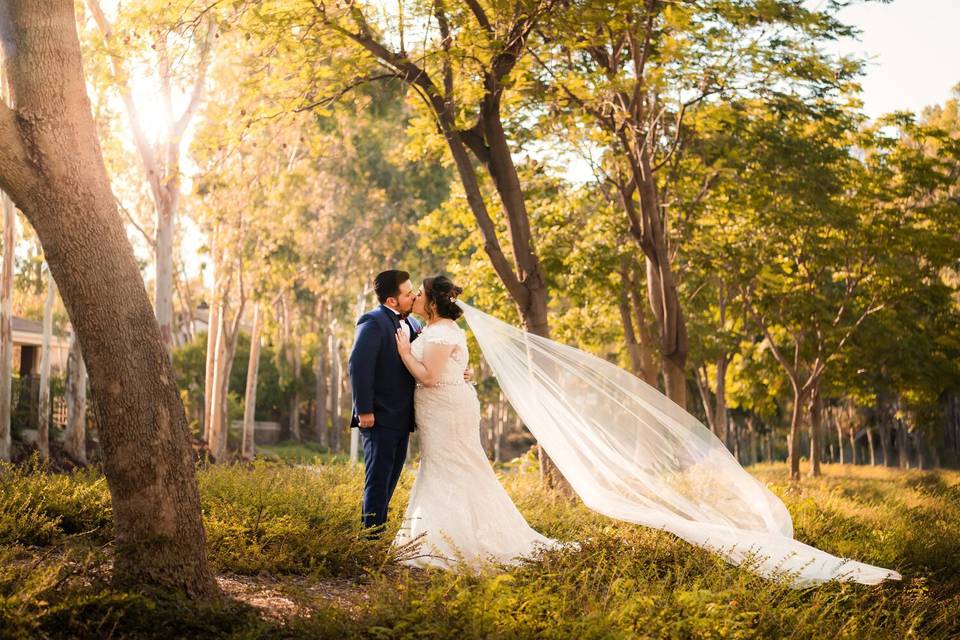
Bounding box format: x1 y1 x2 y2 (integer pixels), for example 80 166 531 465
348 305 421 432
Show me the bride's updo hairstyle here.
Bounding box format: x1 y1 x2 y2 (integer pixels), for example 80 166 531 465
423 275 464 321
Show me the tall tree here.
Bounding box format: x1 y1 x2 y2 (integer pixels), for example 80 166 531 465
532 0 862 405
64 330 88 464
36 269 55 461
283 0 570 487
83 0 216 354
0 0 214 595
0 189 12 460
241 302 261 460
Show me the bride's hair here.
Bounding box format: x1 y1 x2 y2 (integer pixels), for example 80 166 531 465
423 275 464 320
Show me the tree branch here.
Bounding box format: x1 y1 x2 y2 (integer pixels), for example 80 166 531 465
463 0 493 34
741 286 798 384
172 17 218 141
433 0 454 101
85 0 162 199
0 99 36 201
116 197 155 249
317 4 449 126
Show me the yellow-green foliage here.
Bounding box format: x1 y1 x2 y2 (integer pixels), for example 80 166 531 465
1 458 958 639
199 460 406 576
0 459 112 546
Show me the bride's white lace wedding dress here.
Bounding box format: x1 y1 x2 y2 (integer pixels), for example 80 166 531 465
394 320 557 568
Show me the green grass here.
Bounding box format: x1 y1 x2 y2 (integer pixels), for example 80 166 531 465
1 456 957 639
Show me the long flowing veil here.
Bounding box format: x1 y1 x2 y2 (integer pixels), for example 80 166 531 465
458 301 900 587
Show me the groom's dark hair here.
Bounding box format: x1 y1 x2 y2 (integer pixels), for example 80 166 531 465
374 269 411 304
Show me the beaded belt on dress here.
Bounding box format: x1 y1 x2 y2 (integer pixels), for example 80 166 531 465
416 380 476 388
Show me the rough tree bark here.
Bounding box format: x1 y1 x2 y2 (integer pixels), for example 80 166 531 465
64 331 88 464
241 303 261 461
0 0 214 595
37 269 55 461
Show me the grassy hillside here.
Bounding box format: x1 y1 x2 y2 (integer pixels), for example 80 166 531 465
1 456 957 639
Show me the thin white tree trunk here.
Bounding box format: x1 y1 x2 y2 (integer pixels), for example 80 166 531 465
0 192 13 461
835 408 845 464
155 200 175 353
329 333 347 459
494 391 505 464
37 269 55 461
202 230 220 444
64 331 88 464
208 302 227 461
281 295 301 441
315 302 327 446
241 303 261 460
848 422 857 465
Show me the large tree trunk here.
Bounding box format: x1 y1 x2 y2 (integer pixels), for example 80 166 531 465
0 191 13 461
0 0 214 594
64 330 87 464
619 257 659 386
37 269 55 461
866 427 876 466
241 303 261 461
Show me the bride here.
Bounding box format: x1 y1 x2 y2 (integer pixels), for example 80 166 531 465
393 275 558 568
393 275 901 587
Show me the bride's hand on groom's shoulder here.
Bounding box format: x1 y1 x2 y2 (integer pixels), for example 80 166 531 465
395 328 411 356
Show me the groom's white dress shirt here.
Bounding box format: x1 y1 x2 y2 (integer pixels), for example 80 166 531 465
388 305 410 340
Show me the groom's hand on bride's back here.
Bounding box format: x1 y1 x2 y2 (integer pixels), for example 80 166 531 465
358 413 375 428
463 368 473 382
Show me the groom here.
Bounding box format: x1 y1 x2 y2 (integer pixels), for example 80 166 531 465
348 269 421 534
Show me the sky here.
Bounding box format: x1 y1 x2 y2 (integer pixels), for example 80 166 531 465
827 0 960 118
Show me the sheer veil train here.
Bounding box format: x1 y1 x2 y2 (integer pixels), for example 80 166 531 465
458 301 901 587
